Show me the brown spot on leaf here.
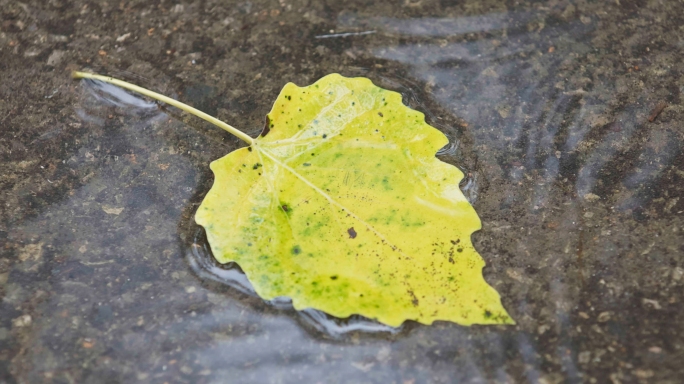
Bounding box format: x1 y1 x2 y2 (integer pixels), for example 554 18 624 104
347 227 357 239
260 116 271 137
407 289 419 306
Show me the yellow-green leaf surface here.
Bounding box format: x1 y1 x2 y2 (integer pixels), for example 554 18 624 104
195 74 513 327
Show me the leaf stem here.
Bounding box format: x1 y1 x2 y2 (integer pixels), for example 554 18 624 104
72 71 254 145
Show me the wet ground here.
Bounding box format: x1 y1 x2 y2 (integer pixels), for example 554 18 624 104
2 0 684 382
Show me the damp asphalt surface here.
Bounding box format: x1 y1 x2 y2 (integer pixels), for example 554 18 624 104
2 0 684 383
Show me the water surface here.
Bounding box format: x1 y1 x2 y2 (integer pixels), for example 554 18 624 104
2 0 683 382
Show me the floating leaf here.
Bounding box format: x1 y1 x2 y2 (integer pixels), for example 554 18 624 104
72 71 514 327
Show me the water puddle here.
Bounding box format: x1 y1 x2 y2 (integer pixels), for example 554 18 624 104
7 1 684 382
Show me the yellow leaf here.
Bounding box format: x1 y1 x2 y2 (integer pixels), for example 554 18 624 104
197 74 512 327
72 71 514 327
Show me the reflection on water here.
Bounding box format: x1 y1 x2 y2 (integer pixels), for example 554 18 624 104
74 78 169 131
83 78 159 111
339 11 536 37
435 141 458 156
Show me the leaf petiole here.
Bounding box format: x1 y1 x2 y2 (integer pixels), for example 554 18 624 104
71 71 255 145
